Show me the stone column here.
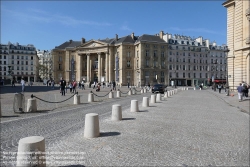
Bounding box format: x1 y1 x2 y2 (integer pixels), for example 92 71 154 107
89 59 92 83
109 53 112 83
28 76 30 83
76 54 83 82
98 53 101 83
105 52 109 83
101 56 103 82
87 54 90 82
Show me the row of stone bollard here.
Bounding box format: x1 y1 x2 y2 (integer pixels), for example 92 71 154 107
22 88 149 113
15 88 189 165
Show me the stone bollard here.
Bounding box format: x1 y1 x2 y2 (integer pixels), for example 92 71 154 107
144 88 147 93
194 87 196 90
74 94 80 105
132 89 136 95
26 98 37 112
109 91 114 98
88 93 94 102
117 91 121 98
128 89 132 95
142 97 149 107
111 104 122 121
164 92 168 98
141 89 144 94
16 136 46 167
150 95 156 104
167 91 170 97
156 93 161 102
130 100 139 112
84 113 100 138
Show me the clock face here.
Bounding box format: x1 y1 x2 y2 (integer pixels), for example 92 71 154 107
91 43 96 47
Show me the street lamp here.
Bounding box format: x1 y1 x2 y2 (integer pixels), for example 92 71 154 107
224 46 230 96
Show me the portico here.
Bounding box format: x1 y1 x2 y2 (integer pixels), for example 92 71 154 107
76 40 114 86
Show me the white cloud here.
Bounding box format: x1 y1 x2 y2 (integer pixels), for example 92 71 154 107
120 22 132 31
2 7 112 27
169 27 225 36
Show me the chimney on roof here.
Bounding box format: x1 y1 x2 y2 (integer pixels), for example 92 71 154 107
159 30 164 39
131 32 134 39
69 39 73 43
81 38 85 44
115 34 118 41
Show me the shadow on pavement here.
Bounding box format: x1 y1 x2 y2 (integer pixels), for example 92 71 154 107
100 132 121 137
122 118 136 121
139 110 149 112
0 86 60 94
59 165 85 167
1 115 20 118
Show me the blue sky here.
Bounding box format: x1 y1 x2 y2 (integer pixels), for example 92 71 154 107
1 1 227 50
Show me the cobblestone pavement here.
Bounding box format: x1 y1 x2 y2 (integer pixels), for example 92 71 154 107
0 86 249 166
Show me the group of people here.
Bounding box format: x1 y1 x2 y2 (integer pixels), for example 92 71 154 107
237 81 249 102
92 81 116 91
59 78 86 96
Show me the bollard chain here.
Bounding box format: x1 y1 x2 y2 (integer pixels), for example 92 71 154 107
30 93 77 103
90 90 112 97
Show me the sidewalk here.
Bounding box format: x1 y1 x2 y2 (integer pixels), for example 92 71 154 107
206 88 250 115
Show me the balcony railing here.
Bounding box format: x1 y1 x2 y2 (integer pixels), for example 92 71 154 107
246 8 250 21
246 37 250 44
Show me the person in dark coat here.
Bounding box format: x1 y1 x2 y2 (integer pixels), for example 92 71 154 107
59 77 66 96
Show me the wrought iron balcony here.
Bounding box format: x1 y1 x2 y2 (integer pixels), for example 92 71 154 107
246 37 250 44
246 8 250 21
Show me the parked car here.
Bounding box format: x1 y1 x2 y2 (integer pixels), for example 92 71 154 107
152 84 165 94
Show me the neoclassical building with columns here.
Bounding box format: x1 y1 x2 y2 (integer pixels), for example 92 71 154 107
52 32 169 87
223 0 250 90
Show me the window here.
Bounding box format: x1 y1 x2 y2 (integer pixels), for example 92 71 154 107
59 56 62 62
183 58 185 62
200 73 202 78
188 73 190 78
12 55 14 59
136 51 139 58
176 65 179 70
169 57 172 62
193 59 195 63
194 73 196 78
188 65 190 70
4 61 6 65
31 61 33 65
183 52 185 56
176 52 178 55
21 56 24 59
127 61 130 67
161 61 165 68
169 65 172 70
176 72 179 78
31 56 33 60
4 56 6 59
183 65 185 70
154 50 157 57
161 51 164 57
188 59 190 63
170 72 172 78
12 60 14 64
211 59 213 63
146 50 149 57
26 66 28 71
17 66 19 70
146 60 149 67
153 61 156 67
21 67 24 70
176 58 179 62
31 67 33 71
169 51 172 55
128 52 131 58
17 56 19 59
26 56 28 60
183 73 185 78
3 67 6 71
26 61 28 65
59 64 62 70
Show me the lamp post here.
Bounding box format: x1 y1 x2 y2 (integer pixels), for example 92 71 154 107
224 46 230 96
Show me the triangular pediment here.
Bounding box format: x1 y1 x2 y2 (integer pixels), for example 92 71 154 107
77 40 107 48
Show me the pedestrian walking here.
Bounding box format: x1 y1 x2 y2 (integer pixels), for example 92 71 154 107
72 80 77 93
21 78 25 92
112 81 116 91
218 83 222 93
69 83 73 93
51 80 55 89
81 80 85 90
102 82 105 88
237 83 244 102
12 79 15 87
59 77 66 96
127 82 130 88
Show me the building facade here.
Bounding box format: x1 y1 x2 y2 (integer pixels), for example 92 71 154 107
52 31 227 87
223 0 250 90
0 42 38 83
37 50 53 81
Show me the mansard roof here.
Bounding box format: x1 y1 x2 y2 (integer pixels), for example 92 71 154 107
136 34 166 43
54 40 81 49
